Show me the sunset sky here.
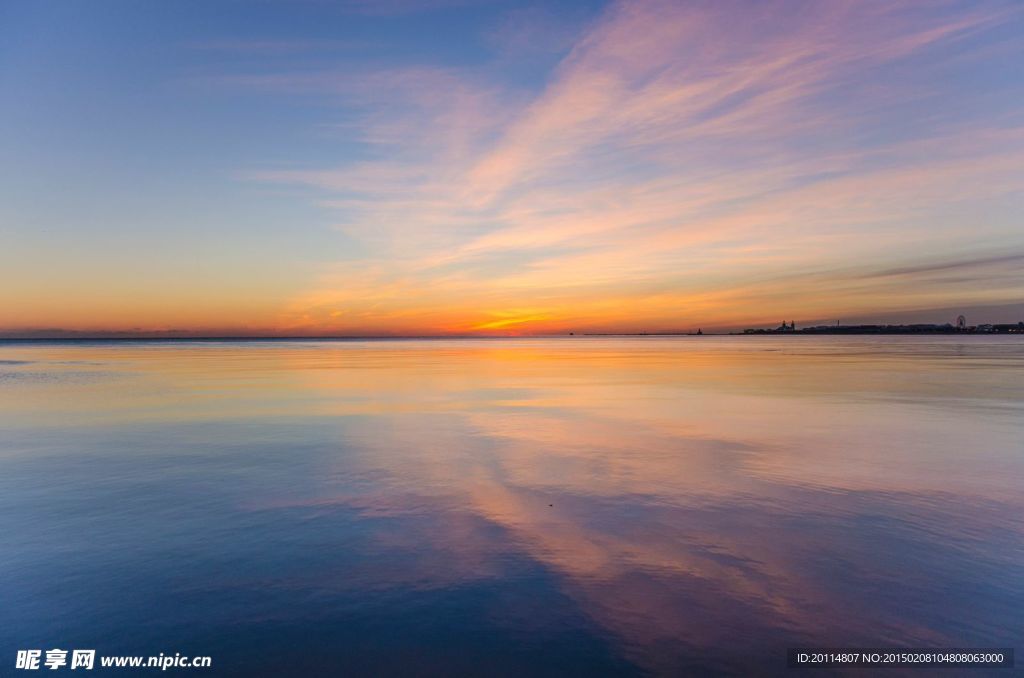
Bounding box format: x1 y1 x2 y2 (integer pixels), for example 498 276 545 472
2 0 1023 336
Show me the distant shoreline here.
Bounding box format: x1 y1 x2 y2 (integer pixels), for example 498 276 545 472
736 323 1023 335
1 329 1023 342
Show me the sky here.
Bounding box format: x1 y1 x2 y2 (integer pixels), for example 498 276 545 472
1 0 1023 336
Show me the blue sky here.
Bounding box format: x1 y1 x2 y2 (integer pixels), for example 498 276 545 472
2 0 1023 335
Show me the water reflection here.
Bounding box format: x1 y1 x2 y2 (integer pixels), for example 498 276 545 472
1 338 1022 675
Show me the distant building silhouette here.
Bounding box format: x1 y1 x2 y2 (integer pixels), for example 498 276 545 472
741 315 1023 334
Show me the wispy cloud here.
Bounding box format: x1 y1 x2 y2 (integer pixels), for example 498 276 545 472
239 0 1024 333
484 4 593 59
867 253 1024 279
187 39 370 55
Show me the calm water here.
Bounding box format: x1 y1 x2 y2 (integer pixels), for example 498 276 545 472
1 337 1022 676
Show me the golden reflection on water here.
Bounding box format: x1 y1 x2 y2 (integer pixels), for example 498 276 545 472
1 337 1022 674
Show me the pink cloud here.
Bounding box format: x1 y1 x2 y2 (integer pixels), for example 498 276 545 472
242 0 1024 333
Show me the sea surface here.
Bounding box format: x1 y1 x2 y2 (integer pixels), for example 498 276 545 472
1 336 1022 676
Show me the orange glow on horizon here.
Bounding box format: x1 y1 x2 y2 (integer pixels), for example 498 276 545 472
2 1 1022 337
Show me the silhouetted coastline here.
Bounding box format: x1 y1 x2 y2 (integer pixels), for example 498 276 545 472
738 321 1024 335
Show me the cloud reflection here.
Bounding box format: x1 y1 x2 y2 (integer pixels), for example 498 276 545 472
3 339 1021 674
